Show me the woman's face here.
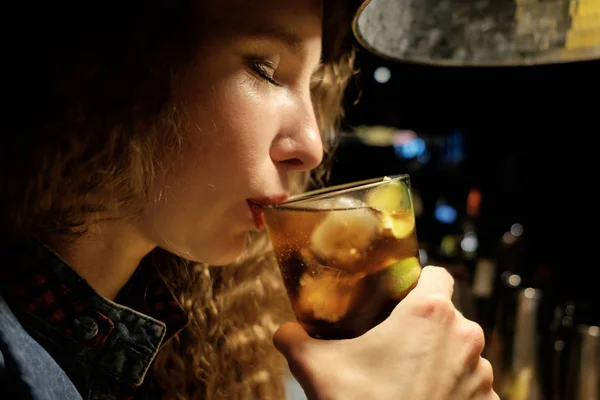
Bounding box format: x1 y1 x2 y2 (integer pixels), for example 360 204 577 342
136 0 324 265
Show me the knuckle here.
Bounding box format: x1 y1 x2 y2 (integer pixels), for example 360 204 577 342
458 320 486 356
416 293 456 321
479 358 495 387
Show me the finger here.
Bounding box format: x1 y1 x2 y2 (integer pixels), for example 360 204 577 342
272 322 313 359
465 357 495 398
410 265 455 299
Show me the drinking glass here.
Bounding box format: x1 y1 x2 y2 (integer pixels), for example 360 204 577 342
260 175 421 339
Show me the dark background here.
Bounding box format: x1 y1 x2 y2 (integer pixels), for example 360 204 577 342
329 49 599 324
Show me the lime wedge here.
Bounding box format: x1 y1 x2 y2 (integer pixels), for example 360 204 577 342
385 257 421 295
365 182 409 212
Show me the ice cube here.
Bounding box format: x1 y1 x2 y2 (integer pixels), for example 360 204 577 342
310 207 380 268
307 196 366 210
297 269 363 322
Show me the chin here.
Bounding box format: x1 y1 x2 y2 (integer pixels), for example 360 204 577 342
171 232 249 266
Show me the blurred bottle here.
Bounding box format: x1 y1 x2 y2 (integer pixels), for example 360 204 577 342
472 257 497 337
548 300 577 400
500 288 544 400
548 298 600 400
473 218 528 349
433 188 483 319
483 222 527 337
564 324 600 400
432 193 475 321
484 270 523 394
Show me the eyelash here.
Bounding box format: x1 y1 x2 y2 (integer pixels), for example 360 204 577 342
248 58 282 87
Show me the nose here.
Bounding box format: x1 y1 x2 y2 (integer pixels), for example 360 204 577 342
270 98 323 171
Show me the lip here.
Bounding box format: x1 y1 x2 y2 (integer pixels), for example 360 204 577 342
247 194 289 206
247 194 289 231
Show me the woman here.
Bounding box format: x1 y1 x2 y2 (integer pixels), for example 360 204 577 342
0 0 498 399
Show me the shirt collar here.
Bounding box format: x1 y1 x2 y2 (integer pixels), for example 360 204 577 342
0 238 189 388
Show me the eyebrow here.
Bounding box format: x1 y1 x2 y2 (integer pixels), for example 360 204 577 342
246 25 323 72
247 25 303 56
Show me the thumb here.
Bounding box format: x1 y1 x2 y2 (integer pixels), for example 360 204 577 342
273 321 312 358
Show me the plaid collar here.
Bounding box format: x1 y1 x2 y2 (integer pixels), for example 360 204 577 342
0 238 189 399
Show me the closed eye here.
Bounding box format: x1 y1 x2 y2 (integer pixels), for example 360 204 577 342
247 58 282 87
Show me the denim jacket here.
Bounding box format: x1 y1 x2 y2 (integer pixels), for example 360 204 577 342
0 293 82 399
0 240 189 400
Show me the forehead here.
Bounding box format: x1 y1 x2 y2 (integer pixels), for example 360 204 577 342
200 0 323 36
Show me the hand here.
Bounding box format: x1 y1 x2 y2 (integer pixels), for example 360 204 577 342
273 266 499 400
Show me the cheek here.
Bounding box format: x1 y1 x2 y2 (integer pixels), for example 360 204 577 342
186 77 281 170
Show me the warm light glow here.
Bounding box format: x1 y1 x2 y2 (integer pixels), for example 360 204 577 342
508 274 522 287
467 188 481 217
